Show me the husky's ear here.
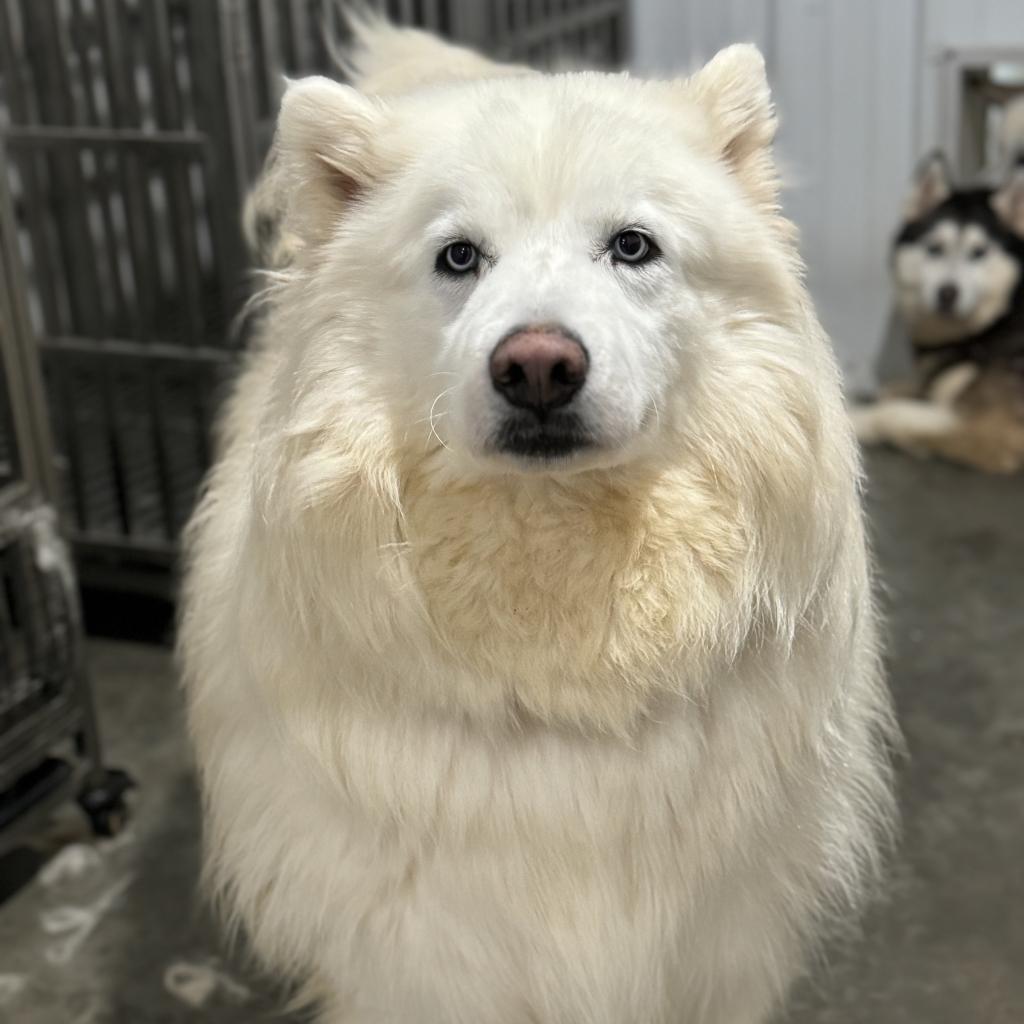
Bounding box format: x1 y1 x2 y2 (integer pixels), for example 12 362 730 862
905 152 952 220
992 162 1024 235
275 76 386 246
688 45 777 203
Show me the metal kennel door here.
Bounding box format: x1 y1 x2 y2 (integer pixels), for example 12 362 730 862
0 0 249 581
1 125 132 848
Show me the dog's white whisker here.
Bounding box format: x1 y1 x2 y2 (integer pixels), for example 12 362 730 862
426 386 455 453
649 395 662 432
410 410 449 428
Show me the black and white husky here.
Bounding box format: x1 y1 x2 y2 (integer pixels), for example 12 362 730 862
853 153 1024 473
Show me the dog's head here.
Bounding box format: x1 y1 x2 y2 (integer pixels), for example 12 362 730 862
893 153 1024 345
264 48 834 487
228 45 865 728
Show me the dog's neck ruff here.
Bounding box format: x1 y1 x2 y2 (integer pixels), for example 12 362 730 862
393 459 798 733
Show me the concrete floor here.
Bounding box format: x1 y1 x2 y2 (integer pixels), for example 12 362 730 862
0 450 1022 1023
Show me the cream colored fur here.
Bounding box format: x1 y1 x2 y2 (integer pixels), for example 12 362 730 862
181 21 896 1024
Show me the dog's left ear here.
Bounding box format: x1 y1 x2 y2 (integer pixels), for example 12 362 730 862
274 76 389 248
688 44 777 204
992 163 1024 235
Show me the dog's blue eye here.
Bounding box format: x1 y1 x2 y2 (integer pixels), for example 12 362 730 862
925 241 945 257
439 241 480 274
968 245 988 261
611 229 655 264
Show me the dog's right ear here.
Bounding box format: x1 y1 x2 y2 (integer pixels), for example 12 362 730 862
275 76 386 247
905 151 952 220
687 45 777 207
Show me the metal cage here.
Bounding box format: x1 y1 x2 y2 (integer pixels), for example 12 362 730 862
0 488 85 791
0 134 131 846
0 484 132 848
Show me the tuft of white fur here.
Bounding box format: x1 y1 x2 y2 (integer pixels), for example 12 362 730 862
338 9 533 95
182 22 896 1024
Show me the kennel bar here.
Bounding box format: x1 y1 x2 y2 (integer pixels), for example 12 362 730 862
0 149 131 848
0 0 630 587
0 0 255 581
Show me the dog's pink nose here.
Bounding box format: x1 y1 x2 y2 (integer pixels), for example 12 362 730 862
489 326 588 416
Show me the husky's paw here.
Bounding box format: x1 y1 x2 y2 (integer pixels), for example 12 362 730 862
848 404 884 445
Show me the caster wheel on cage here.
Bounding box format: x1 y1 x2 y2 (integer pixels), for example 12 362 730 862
77 768 136 838
88 801 127 838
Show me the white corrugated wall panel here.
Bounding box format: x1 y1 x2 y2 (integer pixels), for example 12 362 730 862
630 0 772 74
772 0 920 390
631 0 919 390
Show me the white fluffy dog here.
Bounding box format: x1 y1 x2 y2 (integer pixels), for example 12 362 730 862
180 21 896 1024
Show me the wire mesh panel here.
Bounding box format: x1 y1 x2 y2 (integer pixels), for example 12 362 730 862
0 0 629 579
0 0 245 566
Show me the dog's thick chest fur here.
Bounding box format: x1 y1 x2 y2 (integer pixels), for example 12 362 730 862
401 465 750 728
192 639 852 1024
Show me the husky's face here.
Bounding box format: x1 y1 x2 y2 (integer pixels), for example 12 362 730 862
893 155 1024 345
272 52 816 477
